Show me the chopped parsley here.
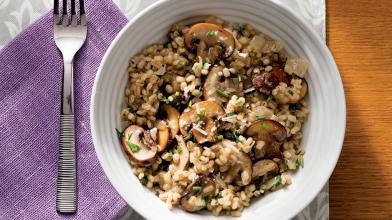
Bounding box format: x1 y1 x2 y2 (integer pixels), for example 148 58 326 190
115 128 124 138
227 112 235 116
203 56 211 64
215 87 230 98
139 175 148 185
177 146 183 154
233 132 239 142
216 135 224 142
297 155 304 168
261 123 269 131
184 134 193 141
178 60 188 68
198 109 206 120
232 77 239 84
288 90 294 96
216 44 223 51
215 192 223 199
167 151 173 160
203 195 211 203
127 105 135 113
289 103 301 112
167 74 173 82
266 95 274 102
188 99 193 107
128 142 140 153
159 96 170 104
256 115 266 120
192 186 202 193
205 30 216 37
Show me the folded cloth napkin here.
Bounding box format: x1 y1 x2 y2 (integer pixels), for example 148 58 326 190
0 0 128 219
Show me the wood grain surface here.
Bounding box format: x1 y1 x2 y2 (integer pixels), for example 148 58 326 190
327 0 392 219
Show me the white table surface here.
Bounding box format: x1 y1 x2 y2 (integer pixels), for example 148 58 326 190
0 0 328 219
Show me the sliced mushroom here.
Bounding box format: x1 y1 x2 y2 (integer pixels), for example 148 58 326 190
252 67 290 95
288 79 308 104
174 135 190 171
246 119 287 159
162 104 180 138
156 120 169 152
179 101 225 144
181 176 216 212
203 66 243 103
252 159 279 178
184 23 235 63
121 125 158 165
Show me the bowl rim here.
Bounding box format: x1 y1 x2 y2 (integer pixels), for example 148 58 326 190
90 0 346 219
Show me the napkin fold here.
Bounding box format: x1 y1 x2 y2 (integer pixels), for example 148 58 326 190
0 0 128 219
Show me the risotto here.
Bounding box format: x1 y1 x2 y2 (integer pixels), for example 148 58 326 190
117 16 309 216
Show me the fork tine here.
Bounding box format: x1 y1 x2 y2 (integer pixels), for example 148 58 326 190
79 0 87 26
54 0 60 24
70 0 77 26
62 0 68 26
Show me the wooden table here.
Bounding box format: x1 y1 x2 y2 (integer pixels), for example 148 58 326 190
327 0 392 219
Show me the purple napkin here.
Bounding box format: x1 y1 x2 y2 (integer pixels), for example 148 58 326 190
0 0 128 219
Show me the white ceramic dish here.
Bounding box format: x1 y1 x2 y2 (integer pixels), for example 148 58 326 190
90 0 346 219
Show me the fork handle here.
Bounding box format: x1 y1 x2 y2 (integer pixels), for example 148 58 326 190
56 114 77 213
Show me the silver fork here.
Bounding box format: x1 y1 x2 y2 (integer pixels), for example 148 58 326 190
53 0 87 213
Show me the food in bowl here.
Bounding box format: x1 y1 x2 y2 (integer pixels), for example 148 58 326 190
117 16 309 216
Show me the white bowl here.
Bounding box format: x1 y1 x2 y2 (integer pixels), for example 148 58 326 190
90 0 346 219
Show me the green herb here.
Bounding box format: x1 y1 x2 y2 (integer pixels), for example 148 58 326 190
127 142 140 153
128 105 135 113
203 56 211 64
274 175 282 187
235 99 243 105
115 128 124 138
266 95 273 102
215 87 230 98
217 44 223 51
288 90 294 96
173 91 180 98
197 205 206 211
256 115 266 120
297 155 304 168
139 175 148 185
232 77 239 84
261 123 269 131
184 134 193 141
216 135 224 142
233 132 239 142
167 74 173 82
205 30 216 37
289 103 301 112
178 60 188 68
177 146 183 154
167 151 173 160
192 186 202 192
198 109 206 120
215 192 223 199
227 112 235 116
159 96 170 104
203 196 211 204
188 100 193 107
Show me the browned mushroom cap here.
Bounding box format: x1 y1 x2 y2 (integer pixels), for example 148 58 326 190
252 67 290 95
203 66 243 103
246 119 287 159
121 125 158 165
179 101 225 144
181 176 216 212
184 23 235 63
173 135 190 171
288 79 308 104
251 159 279 178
